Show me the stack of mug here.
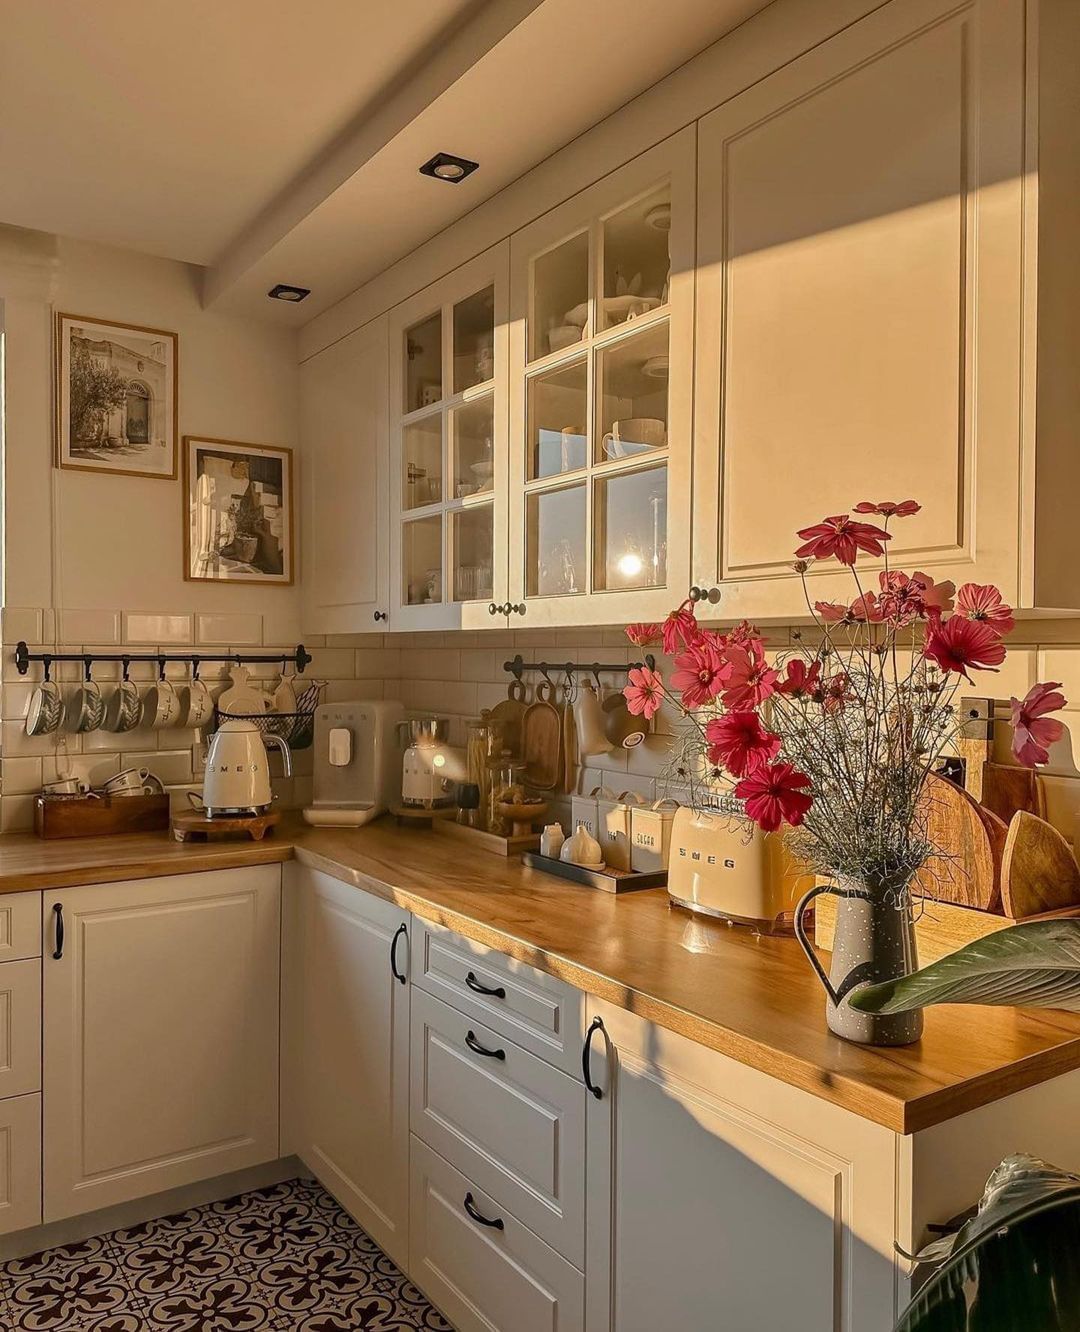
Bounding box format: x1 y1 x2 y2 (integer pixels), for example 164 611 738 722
25 669 215 740
43 767 164 799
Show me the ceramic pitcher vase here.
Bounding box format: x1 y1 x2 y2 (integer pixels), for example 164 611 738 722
794 879 923 1047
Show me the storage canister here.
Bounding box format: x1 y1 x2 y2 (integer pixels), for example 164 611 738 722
631 798 680 873
597 790 646 871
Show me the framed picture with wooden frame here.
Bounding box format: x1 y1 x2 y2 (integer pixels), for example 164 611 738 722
55 311 178 478
182 435 295 585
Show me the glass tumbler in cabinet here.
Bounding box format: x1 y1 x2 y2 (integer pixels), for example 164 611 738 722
526 484 587 598
593 465 668 591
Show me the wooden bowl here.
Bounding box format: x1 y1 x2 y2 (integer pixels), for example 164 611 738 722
497 799 549 838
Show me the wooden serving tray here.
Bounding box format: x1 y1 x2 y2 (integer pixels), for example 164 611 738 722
171 810 280 843
35 793 171 839
435 818 540 857
522 851 666 894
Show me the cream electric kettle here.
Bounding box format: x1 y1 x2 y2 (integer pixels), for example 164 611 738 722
196 719 292 817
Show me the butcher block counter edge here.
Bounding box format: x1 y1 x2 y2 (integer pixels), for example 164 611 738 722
4 816 1080 1135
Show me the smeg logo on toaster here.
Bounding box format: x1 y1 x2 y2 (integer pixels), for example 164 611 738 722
677 848 736 869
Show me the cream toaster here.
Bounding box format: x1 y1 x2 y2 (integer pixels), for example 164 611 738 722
665 801 811 932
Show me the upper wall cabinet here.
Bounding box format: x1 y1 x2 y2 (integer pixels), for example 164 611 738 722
300 316 390 633
507 131 695 627
388 246 510 631
691 0 1049 620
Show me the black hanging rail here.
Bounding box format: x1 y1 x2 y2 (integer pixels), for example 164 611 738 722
13 641 312 678
503 652 655 681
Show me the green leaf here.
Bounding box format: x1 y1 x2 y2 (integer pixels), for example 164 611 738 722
847 919 1080 1016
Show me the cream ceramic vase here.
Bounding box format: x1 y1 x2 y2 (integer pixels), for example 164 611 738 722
794 878 923 1047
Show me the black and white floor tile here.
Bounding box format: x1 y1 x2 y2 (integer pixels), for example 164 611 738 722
0 1178 454 1331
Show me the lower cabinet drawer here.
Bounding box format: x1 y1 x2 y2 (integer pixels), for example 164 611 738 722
0 1093 42 1235
0 893 42 964
410 1137 584 1332
411 987 585 1266
0 959 41 1100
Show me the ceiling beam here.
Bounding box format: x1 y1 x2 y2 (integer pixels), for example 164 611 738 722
202 0 546 308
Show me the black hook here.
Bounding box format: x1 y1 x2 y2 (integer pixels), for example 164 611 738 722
191 657 201 682
43 656 52 683
121 656 131 683
83 655 93 682
157 656 166 682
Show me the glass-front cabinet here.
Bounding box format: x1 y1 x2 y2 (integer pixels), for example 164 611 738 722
508 130 694 626
388 246 509 629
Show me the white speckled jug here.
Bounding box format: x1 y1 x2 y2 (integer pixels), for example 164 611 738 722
795 879 923 1047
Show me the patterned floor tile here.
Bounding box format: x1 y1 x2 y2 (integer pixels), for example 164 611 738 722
0 1179 454 1332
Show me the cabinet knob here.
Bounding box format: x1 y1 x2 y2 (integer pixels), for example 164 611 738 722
373 610 388 623
488 603 500 616
688 586 722 606
463 1192 505 1231
510 603 526 617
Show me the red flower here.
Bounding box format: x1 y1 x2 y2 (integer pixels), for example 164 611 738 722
704 711 781 777
734 761 813 832
923 617 1006 682
815 600 852 624
670 641 729 709
661 603 700 655
1010 681 1067 767
623 666 664 721
955 584 1015 636
877 570 955 625
626 622 662 648
777 659 822 699
795 514 891 566
821 671 852 714
719 620 760 648
849 591 884 623
853 499 921 518
722 642 779 711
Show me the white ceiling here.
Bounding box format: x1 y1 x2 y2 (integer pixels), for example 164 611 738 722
0 0 767 320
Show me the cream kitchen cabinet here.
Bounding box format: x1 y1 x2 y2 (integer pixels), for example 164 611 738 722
42 867 281 1223
507 130 695 627
300 314 391 633
692 0 1080 620
388 245 510 631
584 998 900 1332
0 1094 42 1237
281 864 410 1268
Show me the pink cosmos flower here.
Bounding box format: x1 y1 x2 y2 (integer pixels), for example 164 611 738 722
849 591 884 623
626 623 662 648
821 671 852 715
1010 681 1067 767
877 570 955 625
662 603 700 655
670 641 729 709
955 584 1015 636
719 620 760 648
913 571 955 617
815 600 853 624
777 659 822 699
704 711 782 777
734 761 813 832
923 617 1006 682
853 500 921 518
722 642 779 711
795 514 891 566
623 666 665 721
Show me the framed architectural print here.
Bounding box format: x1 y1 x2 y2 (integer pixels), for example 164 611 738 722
183 436 294 585
55 312 178 478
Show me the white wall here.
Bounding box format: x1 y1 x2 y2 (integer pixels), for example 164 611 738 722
1 227 300 641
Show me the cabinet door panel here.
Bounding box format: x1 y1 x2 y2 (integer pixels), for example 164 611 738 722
0 1093 41 1236
0 892 41 963
43 868 280 1222
694 0 1025 616
300 315 389 632
282 865 410 1268
410 1136 584 1332
587 999 898 1332
0 958 41 1100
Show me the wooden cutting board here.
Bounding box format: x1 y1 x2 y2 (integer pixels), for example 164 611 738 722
485 679 528 759
1000 809 1080 918
914 772 1007 911
981 762 1044 826
521 681 562 791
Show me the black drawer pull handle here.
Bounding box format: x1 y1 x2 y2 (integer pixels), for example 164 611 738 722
465 1030 505 1061
583 1015 605 1100
465 970 506 1000
464 1192 504 1230
390 922 407 985
52 903 64 960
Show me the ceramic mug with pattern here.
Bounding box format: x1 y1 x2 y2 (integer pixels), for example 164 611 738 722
25 678 64 736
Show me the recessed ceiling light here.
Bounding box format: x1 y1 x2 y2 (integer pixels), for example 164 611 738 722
268 283 311 302
419 152 479 184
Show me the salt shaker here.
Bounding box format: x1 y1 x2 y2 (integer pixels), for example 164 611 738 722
540 823 565 858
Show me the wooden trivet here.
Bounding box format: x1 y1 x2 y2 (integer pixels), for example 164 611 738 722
171 810 281 842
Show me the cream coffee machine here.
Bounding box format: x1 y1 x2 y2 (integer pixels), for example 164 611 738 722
302 699 404 827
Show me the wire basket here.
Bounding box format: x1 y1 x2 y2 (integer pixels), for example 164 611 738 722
212 710 317 750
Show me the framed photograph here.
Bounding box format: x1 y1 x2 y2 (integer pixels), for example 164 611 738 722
183 436 294 585
55 312 178 478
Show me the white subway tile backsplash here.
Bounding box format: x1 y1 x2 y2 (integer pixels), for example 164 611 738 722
58 609 121 644
1 609 42 646
1 795 35 833
1 757 42 795
196 613 262 646
124 613 193 644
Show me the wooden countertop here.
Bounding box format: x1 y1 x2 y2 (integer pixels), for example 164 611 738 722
5 817 1080 1134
